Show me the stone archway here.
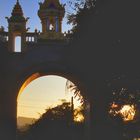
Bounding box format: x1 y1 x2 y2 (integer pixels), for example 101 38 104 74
0 45 91 140
15 68 90 139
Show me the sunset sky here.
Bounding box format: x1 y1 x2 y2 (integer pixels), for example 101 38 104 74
0 0 80 119
17 75 81 119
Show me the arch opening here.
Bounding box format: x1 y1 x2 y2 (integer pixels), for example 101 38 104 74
17 74 86 131
15 36 21 52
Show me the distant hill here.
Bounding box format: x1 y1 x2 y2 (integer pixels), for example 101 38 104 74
17 116 36 129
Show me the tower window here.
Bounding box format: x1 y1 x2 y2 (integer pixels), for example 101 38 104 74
15 36 21 52
49 24 54 31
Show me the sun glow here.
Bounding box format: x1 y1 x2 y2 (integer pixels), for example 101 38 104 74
110 103 136 122
120 105 136 122
74 113 84 122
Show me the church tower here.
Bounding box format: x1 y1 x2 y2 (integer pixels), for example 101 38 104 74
6 0 28 52
38 0 65 40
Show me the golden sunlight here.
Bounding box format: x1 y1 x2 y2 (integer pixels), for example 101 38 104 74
109 103 136 122
119 105 136 122
111 102 118 108
74 113 84 122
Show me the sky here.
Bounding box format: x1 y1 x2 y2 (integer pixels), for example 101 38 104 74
17 76 82 119
0 0 73 32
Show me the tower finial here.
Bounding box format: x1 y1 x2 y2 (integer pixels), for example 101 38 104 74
8 0 25 22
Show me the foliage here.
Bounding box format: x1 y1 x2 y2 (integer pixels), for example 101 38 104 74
66 0 140 78
110 88 140 107
67 0 96 33
108 88 140 139
17 101 85 140
65 0 140 139
66 80 84 104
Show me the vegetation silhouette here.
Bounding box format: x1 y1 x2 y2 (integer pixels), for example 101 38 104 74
66 0 140 139
109 88 140 139
17 100 85 140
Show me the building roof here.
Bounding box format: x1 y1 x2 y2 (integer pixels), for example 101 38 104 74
9 0 26 22
39 0 64 10
38 0 65 18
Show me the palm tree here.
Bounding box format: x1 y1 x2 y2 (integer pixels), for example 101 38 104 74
65 80 84 104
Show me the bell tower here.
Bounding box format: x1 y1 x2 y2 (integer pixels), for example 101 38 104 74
6 0 28 52
38 0 65 40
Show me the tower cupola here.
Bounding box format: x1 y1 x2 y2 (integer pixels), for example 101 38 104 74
38 0 65 33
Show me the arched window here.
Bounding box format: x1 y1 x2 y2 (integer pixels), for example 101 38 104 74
15 36 21 52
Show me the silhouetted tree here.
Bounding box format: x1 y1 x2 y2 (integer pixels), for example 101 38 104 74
18 101 84 140
66 80 84 104
67 0 96 34
109 88 140 139
67 0 140 78
66 0 140 140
